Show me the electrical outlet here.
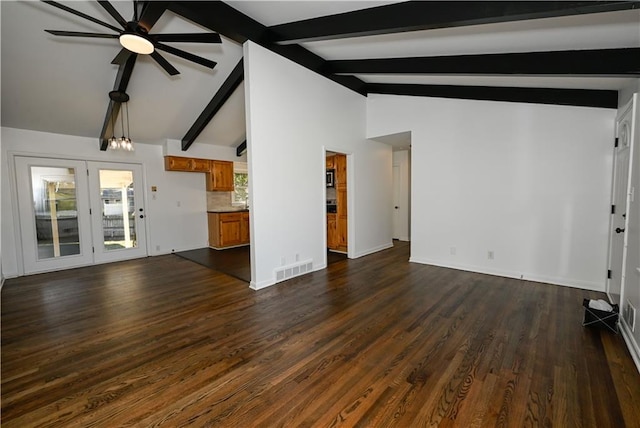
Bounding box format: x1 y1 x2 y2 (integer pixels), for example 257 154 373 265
488 251 494 260
450 247 456 256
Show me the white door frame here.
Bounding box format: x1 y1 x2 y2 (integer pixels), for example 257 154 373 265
88 162 148 264
10 153 148 275
607 98 635 303
14 157 95 274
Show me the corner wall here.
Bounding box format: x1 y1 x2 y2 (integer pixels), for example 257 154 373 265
367 94 616 290
244 41 393 289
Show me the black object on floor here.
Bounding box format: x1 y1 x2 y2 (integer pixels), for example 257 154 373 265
175 246 250 283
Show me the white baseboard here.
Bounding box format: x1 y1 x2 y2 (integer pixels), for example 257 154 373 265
250 278 275 290
620 319 640 374
408 257 605 291
352 242 394 259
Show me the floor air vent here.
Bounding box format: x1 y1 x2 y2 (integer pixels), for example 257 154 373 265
275 260 313 283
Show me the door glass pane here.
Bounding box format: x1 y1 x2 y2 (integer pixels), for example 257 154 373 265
99 170 137 250
30 166 80 259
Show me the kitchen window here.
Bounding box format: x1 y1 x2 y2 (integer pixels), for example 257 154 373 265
232 162 248 206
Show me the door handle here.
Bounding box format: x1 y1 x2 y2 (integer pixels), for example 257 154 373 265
139 208 143 212
394 206 399 209
139 215 145 219
615 227 625 233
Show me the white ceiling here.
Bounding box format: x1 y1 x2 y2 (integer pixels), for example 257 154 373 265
1 1 638 150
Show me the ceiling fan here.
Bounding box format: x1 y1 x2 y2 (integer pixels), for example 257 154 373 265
42 0 221 76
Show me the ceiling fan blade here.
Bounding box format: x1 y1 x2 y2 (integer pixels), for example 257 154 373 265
137 2 167 33
97 1 128 28
111 48 134 65
41 1 122 33
155 43 217 69
45 30 119 39
154 33 222 44
150 51 180 76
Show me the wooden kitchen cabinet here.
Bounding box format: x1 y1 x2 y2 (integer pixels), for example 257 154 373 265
206 160 234 191
208 212 250 248
164 156 211 172
241 212 250 244
327 213 337 249
334 154 347 187
327 153 348 252
189 158 211 172
326 155 335 169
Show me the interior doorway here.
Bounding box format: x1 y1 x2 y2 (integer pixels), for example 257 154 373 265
326 151 348 255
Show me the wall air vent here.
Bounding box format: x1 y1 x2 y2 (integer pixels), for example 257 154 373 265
274 260 313 283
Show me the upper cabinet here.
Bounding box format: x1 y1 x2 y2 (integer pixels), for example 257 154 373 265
165 156 234 192
207 160 234 191
334 154 347 187
164 156 211 173
326 155 335 169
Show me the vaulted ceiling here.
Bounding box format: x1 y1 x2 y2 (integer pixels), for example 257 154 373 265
1 1 639 152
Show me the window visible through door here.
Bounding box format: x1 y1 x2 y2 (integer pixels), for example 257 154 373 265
232 162 248 207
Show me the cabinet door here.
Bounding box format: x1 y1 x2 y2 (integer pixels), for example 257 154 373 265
189 158 211 172
164 156 191 171
326 155 335 169
219 213 242 246
336 187 348 250
208 161 235 191
334 154 347 187
327 213 337 249
241 212 250 244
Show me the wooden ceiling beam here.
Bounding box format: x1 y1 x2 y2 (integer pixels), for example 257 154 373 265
269 1 640 45
326 48 640 76
182 59 244 151
366 83 619 109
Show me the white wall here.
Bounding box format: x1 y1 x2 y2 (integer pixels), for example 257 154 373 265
1 127 221 277
244 41 393 289
367 94 616 290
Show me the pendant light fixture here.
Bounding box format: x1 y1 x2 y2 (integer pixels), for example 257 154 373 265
108 90 135 152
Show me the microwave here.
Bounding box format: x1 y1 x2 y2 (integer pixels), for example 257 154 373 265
326 169 335 187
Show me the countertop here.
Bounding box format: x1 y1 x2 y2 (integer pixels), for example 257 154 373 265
208 208 249 213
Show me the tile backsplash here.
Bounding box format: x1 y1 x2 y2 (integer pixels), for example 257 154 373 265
207 192 234 211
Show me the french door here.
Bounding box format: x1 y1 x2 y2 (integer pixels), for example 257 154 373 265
15 157 147 274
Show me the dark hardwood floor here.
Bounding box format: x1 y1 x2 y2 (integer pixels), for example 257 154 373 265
175 246 348 283
2 241 639 427
175 246 252 282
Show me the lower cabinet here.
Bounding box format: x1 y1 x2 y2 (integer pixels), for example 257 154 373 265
208 212 250 249
327 213 337 249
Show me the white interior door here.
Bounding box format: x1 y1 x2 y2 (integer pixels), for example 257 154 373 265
15 157 94 274
88 162 147 263
608 105 634 303
393 165 401 239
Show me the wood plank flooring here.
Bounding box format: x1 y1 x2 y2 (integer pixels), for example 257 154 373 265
2 241 639 427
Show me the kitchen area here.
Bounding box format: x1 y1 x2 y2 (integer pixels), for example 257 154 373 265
326 152 348 254
164 155 251 281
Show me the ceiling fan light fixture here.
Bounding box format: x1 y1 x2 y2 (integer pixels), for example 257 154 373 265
119 33 154 54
